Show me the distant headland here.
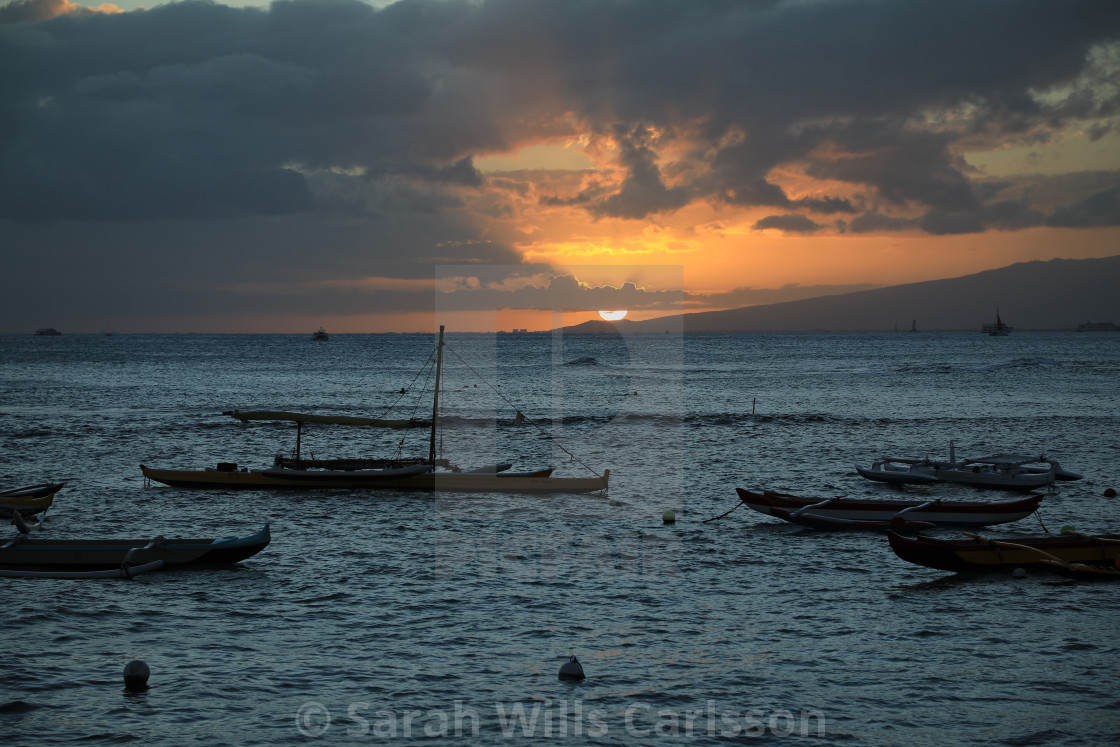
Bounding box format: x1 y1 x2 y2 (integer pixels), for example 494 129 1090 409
559 256 1120 334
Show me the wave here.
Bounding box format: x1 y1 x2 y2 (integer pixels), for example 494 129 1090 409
979 357 1062 371
895 364 955 375
0 700 50 714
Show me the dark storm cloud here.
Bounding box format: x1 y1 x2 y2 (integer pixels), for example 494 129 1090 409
1046 185 1120 228
0 0 458 222
589 124 692 219
753 214 824 234
2 0 1119 229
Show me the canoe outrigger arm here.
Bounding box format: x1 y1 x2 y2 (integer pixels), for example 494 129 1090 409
790 497 834 518
121 536 167 570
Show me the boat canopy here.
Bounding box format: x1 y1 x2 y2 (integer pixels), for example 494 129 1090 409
223 410 425 429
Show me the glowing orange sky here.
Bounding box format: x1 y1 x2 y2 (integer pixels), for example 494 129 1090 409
457 129 1120 329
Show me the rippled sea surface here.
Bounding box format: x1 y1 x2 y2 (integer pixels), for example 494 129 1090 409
2 330 1119 745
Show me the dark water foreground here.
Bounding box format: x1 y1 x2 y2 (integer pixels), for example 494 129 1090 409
1 331 1118 745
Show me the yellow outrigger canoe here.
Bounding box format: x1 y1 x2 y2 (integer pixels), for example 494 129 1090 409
0 482 64 517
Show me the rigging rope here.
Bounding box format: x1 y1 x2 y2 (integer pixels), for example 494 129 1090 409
702 502 743 523
441 340 603 478
375 348 437 422
1034 509 1050 534
383 349 437 461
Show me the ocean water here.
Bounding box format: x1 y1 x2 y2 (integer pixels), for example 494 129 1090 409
1 330 1118 745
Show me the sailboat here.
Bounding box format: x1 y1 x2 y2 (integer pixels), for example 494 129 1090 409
982 309 1012 336
140 326 610 493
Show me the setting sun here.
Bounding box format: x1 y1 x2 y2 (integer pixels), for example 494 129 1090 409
598 310 629 321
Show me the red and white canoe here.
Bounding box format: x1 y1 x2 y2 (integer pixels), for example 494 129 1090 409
736 488 1043 528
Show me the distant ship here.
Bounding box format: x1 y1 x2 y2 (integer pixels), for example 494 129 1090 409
1077 321 1119 332
34 328 61 336
982 310 1012 336
312 327 329 341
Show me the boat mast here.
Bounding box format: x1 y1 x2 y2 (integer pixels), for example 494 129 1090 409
429 325 444 465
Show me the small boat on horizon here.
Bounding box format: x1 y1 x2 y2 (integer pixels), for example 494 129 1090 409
34 328 61 336
983 309 1012 336
312 327 329 341
1077 321 1119 332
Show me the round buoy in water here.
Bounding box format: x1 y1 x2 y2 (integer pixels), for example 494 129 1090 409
1012 568 1027 579
123 660 150 689
1104 488 1117 498
662 510 676 524
558 656 585 681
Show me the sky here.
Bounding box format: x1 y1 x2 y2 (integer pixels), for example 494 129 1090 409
1 0 1119 333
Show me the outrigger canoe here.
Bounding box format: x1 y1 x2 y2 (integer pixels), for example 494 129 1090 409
856 441 1082 490
886 530 1120 573
141 326 610 495
141 463 607 493
736 489 1043 528
0 482 64 518
0 524 270 571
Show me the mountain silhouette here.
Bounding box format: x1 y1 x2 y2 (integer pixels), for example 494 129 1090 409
561 256 1120 333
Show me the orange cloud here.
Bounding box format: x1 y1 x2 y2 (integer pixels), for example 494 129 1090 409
0 0 122 23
